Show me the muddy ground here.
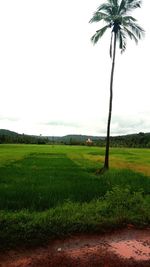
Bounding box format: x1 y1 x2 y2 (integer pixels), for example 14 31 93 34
0 228 150 267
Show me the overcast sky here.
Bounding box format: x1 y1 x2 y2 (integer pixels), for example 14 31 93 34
0 0 149 136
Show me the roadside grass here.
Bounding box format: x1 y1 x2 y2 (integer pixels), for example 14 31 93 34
0 144 150 249
0 188 149 249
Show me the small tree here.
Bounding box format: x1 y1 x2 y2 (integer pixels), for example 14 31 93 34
90 0 144 171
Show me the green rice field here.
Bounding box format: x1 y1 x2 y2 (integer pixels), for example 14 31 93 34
0 144 150 248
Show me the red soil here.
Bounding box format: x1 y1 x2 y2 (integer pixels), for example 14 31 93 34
0 228 150 267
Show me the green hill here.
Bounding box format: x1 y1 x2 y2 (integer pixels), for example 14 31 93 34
0 129 18 136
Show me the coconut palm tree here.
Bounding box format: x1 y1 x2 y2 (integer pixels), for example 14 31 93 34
89 0 144 171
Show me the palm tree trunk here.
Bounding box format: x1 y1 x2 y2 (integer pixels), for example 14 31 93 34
104 32 117 170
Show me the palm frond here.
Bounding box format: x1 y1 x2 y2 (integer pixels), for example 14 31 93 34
118 0 126 14
123 26 138 43
127 22 145 39
111 0 120 15
89 11 110 24
98 2 119 16
123 15 137 22
127 0 141 10
108 0 118 6
97 3 112 15
119 0 142 15
91 25 110 45
127 0 141 7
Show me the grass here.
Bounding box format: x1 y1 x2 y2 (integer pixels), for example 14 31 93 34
87 148 150 176
0 144 150 249
0 152 102 210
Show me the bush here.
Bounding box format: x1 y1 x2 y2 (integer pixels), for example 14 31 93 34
104 186 150 225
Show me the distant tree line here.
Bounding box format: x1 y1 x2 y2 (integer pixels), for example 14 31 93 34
109 132 150 148
0 130 48 144
0 130 150 148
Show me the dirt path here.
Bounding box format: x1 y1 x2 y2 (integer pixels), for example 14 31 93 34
0 228 150 267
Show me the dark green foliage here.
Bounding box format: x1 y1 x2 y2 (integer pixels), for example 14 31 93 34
0 129 48 144
93 132 150 148
109 132 150 148
104 185 150 225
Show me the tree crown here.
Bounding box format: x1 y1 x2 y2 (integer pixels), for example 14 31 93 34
89 0 144 54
